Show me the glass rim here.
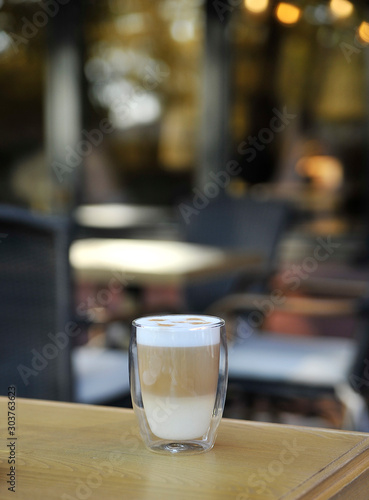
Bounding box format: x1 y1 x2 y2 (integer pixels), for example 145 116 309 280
132 314 225 329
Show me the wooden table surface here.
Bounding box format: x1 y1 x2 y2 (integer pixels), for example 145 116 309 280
1 398 369 499
70 238 262 286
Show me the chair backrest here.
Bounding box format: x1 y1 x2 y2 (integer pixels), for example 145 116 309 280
350 295 369 400
180 194 293 311
0 205 72 401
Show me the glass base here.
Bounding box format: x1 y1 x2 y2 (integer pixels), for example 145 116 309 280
149 441 214 455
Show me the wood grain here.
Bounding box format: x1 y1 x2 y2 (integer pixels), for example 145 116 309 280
0 398 369 499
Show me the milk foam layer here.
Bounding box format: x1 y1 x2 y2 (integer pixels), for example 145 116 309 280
135 314 222 347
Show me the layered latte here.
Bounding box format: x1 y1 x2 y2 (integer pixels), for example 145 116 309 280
136 315 221 440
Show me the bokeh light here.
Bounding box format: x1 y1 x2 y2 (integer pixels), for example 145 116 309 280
275 3 301 25
329 0 353 20
244 0 269 15
357 21 369 44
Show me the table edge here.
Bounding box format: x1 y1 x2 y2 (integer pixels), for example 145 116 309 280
2 397 368 439
281 438 369 499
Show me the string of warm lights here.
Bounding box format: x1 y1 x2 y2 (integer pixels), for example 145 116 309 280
243 0 361 27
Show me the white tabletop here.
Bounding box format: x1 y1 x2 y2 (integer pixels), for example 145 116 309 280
74 204 172 229
229 334 357 386
70 238 261 285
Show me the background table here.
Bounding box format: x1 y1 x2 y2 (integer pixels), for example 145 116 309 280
70 238 262 286
1 398 369 499
74 204 173 230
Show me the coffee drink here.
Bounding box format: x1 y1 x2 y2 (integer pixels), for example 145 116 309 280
136 315 221 440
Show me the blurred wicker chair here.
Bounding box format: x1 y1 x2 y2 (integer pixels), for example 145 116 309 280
181 194 294 312
0 205 72 400
0 205 129 404
207 284 369 430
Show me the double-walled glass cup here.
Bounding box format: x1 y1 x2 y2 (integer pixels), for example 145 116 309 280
129 314 228 455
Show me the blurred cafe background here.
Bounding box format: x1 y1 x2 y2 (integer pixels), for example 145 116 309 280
3 0 369 430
